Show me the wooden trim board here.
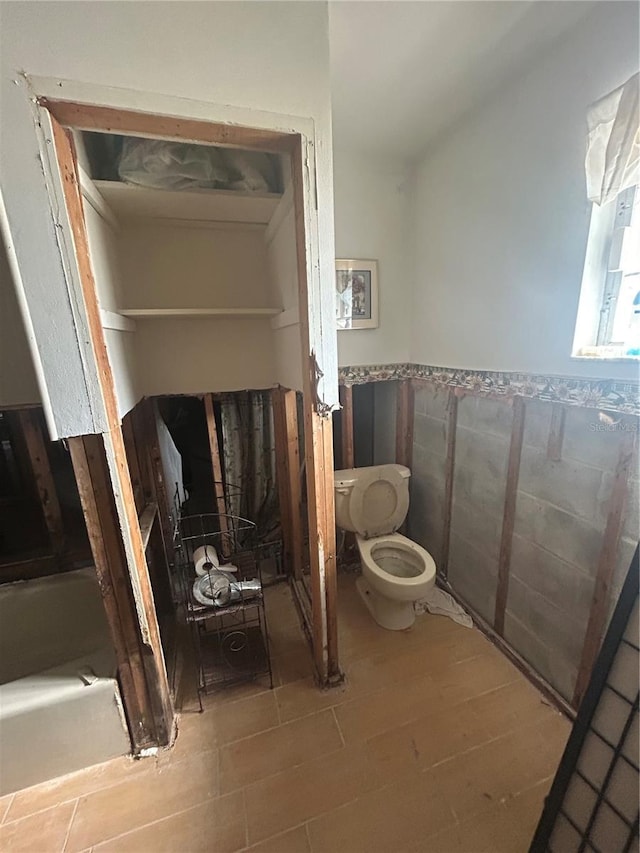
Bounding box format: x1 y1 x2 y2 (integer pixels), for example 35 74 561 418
572 427 637 708
291 135 340 685
494 396 526 635
41 99 296 153
440 390 459 578
273 387 304 580
203 393 230 553
339 385 355 470
395 379 414 469
68 434 156 749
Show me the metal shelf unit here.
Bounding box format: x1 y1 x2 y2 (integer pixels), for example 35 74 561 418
176 513 273 708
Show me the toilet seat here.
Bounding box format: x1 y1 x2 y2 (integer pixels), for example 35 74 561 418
356 532 436 602
349 465 409 538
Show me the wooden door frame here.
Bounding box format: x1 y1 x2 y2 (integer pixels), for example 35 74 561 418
30 82 339 689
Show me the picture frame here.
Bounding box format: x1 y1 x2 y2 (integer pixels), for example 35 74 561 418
335 259 379 330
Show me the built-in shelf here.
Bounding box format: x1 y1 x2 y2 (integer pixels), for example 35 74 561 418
119 308 282 318
93 180 282 225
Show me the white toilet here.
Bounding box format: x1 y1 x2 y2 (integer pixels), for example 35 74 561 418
334 463 436 630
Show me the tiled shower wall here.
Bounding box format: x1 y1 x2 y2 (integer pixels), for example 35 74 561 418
408 385 639 702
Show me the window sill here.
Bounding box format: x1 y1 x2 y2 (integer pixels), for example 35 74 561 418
572 356 640 363
571 347 640 363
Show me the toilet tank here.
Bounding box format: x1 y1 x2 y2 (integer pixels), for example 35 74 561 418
333 464 411 535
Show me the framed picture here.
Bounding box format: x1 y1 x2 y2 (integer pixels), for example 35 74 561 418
335 259 379 330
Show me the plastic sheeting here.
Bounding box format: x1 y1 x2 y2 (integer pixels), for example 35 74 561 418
118 138 279 193
586 72 639 206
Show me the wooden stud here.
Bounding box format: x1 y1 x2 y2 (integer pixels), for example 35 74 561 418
68 434 156 749
339 385 355 469
494 396 526 636
440 390 459 578
203 393 230 551
395 380 414 469
0 554 58 584
17 409 64 554
441 577 575 721
291 136 340 685
572 427 636 708
139 502 158 551
42 99 296 154
50 117 174 746
122 412 145 515
272 387 304 579
547 404 566 461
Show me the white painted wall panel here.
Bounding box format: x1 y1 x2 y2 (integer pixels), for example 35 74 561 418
265 193 303 390
0 239 41 408
133 317 275 397
409 2 640 381
83 204 140 418
118 224 273 312
332 149 412 367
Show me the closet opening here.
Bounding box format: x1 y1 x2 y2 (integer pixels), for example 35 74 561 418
33 95 339 749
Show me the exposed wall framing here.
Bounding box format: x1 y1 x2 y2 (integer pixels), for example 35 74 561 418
395 379 414 469
339 385 355 470
272 387 304 580
203 393 230 551
48 114 174 745
16 408 64 555
494 395 526 636
68 434 161 749
573 427 637 707
291 134 340 685
343 367 639 712
30 93 339 693
440 389 459 577
0 406 92 582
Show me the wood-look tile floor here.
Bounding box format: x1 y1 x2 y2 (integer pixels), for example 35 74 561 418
0 575 570 853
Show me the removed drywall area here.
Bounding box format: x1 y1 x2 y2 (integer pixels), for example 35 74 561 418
408 384 639 703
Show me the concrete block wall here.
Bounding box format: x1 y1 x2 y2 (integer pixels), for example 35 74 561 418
409 388 639 703
506 402 638 700
408 386 449 568
448 396 511 624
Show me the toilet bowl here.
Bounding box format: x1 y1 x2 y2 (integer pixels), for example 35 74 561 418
334 464 436 630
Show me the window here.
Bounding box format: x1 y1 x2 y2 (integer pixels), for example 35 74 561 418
573 184 640 359
572 71 639 361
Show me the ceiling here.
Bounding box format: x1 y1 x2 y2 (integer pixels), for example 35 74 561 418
329 0 596 160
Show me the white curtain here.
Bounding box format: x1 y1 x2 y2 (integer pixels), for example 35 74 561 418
586 71 639 206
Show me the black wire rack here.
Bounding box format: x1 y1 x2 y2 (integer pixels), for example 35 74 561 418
175 513 273 707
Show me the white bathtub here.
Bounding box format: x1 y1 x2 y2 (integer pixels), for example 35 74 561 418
0 568 131 795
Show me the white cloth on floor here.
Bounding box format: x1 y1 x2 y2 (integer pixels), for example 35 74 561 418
414 587 473 628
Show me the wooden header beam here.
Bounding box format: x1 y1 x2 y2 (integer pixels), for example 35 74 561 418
41 99 296 154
